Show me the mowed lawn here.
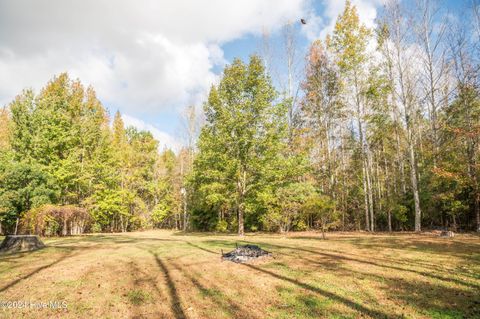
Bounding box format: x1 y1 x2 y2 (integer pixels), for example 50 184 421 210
0 231 479 319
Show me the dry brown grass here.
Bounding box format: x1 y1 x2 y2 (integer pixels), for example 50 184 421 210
0 231 479 318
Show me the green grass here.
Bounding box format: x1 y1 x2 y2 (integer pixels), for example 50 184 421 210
127 289 152 305
0 230 478 318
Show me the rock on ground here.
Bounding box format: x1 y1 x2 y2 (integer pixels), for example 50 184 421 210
0 235 45 253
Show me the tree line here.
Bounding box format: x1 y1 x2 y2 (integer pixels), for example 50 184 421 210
0 74 190 234
190 0 480 234
0 0 479 235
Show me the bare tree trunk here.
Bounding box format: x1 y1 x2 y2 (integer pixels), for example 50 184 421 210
383 37 406 195
395 125 407 195
386 0 422 232
408 138 422 232
416 0 447 169
14 218 19 235
366 152 375 232
469 148 480 232
384 153 393 232
238 204 244 236
63 218 68 236
475 190 480 232
388 211 392 232
260 28 272 74
237 170 247 236
340 130 348 231
183 204 187 231
283 21 297 128
363 163 370 231
354 70 374 232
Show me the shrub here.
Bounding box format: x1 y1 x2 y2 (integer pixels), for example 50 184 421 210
20 205 91 236
215 220 228 233
91 223 102 233
303 194 339 239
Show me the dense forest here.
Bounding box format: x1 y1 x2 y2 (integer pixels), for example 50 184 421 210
0 0 479 235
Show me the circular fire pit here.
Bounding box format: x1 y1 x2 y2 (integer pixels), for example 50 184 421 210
221 244 271 263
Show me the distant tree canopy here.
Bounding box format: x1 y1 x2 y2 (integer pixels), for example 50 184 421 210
1 0 479 235
188 0 480 233
0 74 187 234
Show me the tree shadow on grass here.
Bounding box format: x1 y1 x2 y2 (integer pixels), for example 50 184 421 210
307 246 480 282
241 263 394 318
127 259 169 318
168 260 253 319
202 239 480 318
332 263 480 318
47 235 139 245
151 251 187 319
0 247 79 293
224 240 480 290
185 241 222 255
344 237 480 259
173 231 241 238
185 241 394 318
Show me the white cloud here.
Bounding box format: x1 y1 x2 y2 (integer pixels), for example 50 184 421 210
0 0 308 115
303 0 383 40
122 114 182 152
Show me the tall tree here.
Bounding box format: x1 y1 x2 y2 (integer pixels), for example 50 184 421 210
328 0 376 231
379 0 423 231
300 40 346 227
192 56 288 235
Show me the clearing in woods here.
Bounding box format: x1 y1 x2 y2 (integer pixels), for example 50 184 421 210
0 231 479 319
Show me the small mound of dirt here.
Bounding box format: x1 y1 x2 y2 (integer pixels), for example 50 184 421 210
222 244 271 263
0 235 45 253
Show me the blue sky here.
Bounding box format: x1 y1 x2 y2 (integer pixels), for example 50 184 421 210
0 0 465 151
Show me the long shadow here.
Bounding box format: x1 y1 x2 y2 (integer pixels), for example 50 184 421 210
129 260 164 298
151 251 187 319
185 241 394 318
189 239 480 318
127 259 168 318
346 237 480 259
219 240 480 290
47 235 140 246
309 246 480 281
0 248 77 293
285 234 480 263
173 231 239 238
168 260 251 319
327 262 480 317
184 238 480 289
185 241 221 255
242 262 394 318
204 239 480 314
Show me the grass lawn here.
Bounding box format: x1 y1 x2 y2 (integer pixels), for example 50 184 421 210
0 231 479 319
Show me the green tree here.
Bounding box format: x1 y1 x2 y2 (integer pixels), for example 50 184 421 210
303 194 338 239
261 182 316 233
0 160 57 234
327 0 376 231
192 55 291 235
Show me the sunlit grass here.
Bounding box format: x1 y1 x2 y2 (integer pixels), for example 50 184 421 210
0 230 478 318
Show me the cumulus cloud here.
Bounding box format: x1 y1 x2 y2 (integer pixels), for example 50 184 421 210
122 114 182 152
0 0 307 115
303 0 384 40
